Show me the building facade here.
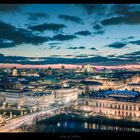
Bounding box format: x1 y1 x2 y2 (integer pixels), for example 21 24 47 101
78 90 140 120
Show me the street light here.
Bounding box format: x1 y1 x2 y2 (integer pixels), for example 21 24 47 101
3 102 6 108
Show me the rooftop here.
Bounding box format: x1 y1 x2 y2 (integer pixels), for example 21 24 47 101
80 80 102 85
104 90 139 98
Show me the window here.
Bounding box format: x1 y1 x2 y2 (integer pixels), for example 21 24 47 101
122 105 124 109
118 105 120 109
118 111 120 115
96 102 98 106
126 106 128 110
102 103 104 107
134 113 136 117
133 106 136 111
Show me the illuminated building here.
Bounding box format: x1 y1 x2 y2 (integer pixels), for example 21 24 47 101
24 91 54 107
12 67 17 76
78 90 140 120
131 74 140 83
126 83 140 92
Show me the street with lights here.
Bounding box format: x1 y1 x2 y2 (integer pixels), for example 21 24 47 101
0 101 72 132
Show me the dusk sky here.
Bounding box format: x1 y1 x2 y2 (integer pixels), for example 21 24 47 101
0 4 140 66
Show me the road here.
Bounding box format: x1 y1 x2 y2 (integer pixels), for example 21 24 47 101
0 103 71 132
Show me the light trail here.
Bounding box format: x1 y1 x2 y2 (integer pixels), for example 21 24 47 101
0 104 71 132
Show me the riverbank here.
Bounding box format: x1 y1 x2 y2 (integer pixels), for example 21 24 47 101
19 113 140 132
37 113 140 128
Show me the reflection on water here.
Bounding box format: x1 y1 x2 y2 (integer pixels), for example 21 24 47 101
20 114 140 132
33 122 140 132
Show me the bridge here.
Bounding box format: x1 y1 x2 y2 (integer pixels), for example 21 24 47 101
0 103 72 132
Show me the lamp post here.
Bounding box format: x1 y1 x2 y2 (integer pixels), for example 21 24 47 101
61 81 64 103
18 106 23 116
3 102 6 109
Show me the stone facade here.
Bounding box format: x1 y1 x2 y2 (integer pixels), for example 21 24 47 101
78 97 140 120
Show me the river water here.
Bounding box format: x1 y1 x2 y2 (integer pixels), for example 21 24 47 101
20 114 140 132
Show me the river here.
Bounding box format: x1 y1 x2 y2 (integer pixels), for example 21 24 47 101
18 114 140 132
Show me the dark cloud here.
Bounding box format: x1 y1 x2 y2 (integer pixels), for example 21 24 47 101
128 36 134 39
130 51 140 55
99 4 140 26
58 15 84 24
48 43 61 45
49 46 57 49
108 4 138 16
0 54 138 65
78 46 85 49
90 47 96 50
67 46 85 50
101 11 140 26
0 4 26 13
28 23 66 32
76 4 107 15
101 16 128 26
106 42 127 48
75 55 88 58
92 24 105 35
118 51 140 62
93 24 102 30
51 55 61 57
74 30 92 36
121 36 135 41
93 30 105 35
0 21 48 48
65 55 73 57
107 54 116 57
26 12 49 21
0 39 15 48
129 40 140 45
51 34 77 41
67 47 77 50
108 4 131 16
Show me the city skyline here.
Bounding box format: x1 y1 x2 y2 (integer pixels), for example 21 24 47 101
0 4 140 66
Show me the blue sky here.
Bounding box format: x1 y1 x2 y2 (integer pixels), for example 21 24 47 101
0 4 140 65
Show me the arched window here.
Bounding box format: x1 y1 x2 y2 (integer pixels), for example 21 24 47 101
118 111 120 115
122 105 124 110
133 106 136 111
126 105 128 110
96 102 98 106
118 105 120 109
134 113 136 117
102 103 104 107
